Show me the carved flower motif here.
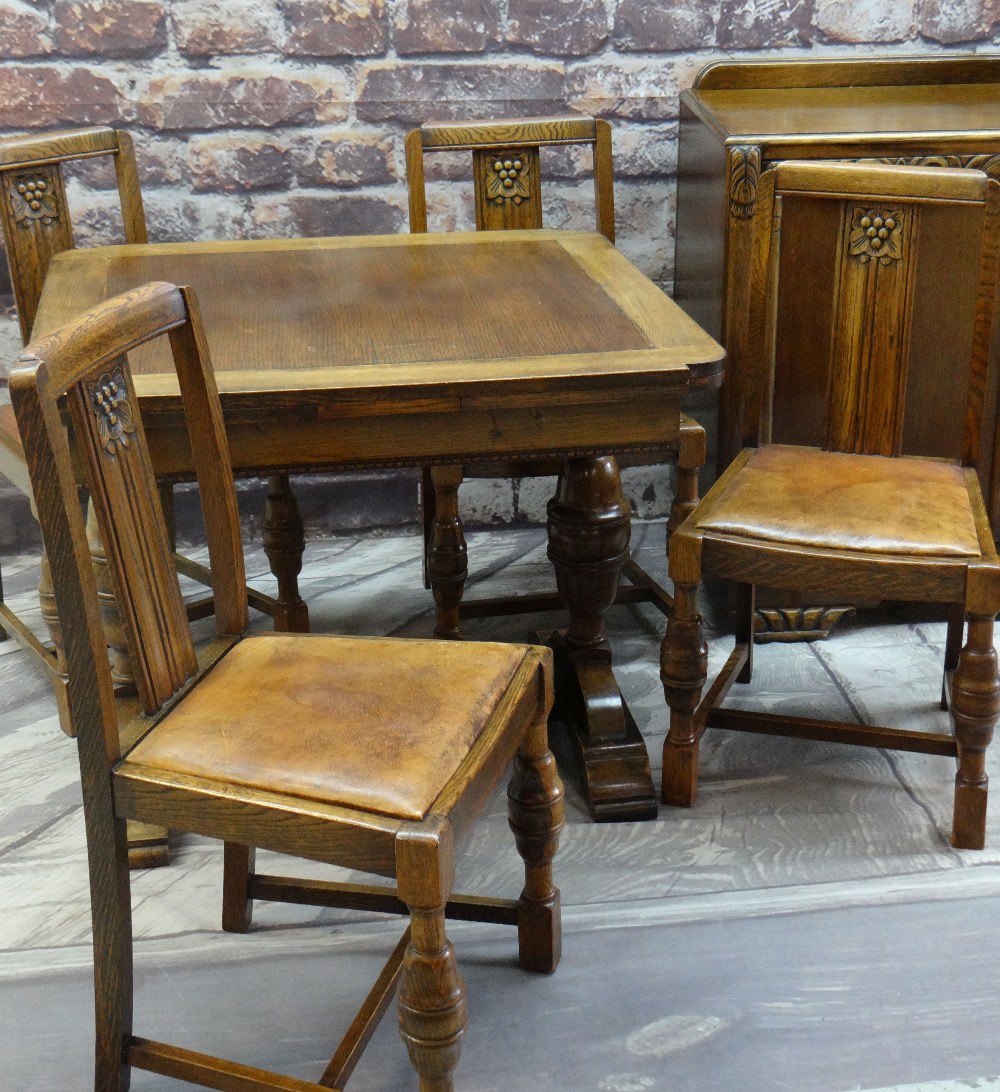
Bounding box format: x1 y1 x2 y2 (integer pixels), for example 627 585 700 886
9 172 60 227
849 209 903 265
486 153 530 206
91 369 135 455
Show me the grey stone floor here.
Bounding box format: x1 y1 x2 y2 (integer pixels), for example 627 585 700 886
3 523 1000 1091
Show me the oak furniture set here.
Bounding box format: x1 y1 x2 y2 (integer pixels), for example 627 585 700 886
4 52 1000 1089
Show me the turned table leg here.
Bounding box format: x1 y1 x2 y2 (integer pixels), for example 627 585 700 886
427 464 467 640
546 456 657 821
263 471 309 633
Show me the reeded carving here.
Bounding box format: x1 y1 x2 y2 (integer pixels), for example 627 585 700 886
849 208 903 265
8 168 60 226
90 368 135 455
729 145 760 220
486 151 530 206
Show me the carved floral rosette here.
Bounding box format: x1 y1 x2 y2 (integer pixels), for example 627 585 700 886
848 208 903 265
89 367 135 455
7 167 60 227
485 150 530 206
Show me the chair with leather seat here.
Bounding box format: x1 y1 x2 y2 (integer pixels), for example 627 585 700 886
660 160 1000 849
405 114 706 620
0 127 148 716
11 280 564 1090
0 127 291 731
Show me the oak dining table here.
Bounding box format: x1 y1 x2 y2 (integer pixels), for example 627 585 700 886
31 227 724 856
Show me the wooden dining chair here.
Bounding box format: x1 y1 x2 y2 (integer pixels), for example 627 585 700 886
0 127 291 733
11 279 563 1090
661 160 1000 849
405 114 706 622
0 127 148 719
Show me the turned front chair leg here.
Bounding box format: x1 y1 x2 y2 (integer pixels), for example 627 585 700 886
508 712 565 974
263 471 309 633
950 613 1000 849
427 464 467 640
660 581 708 807
397 826 466 1092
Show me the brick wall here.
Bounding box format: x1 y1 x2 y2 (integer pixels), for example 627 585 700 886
0 1 996 532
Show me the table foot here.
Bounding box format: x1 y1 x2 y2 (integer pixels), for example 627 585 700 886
544 635 657 823
126 821 170 869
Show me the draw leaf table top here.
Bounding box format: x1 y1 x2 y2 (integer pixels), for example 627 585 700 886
32 228 723 828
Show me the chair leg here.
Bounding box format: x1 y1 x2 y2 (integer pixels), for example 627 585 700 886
942 603 965 710
660 581 708 807
397 826 466 1092
398 906 466 1091
735 582 755 683
91 815 134 1091
221 843 255 933
950 613 1000 849
667 416 706 533
507 713 565 974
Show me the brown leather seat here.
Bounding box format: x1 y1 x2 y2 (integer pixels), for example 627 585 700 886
660 161 1000 851
12 281 565 1091
129 633 525 820
691 445 981 557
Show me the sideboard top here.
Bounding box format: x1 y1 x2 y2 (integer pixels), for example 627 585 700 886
686 55 1000 144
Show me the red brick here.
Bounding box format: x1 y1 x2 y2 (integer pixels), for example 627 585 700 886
814 0 916 41
137 70 349 130
0 1 51 57
172 1 281 56
505 0 608 55
566 62 678 122
919 0 1000 43
293 131 395 187
608 123 677 178
717 0 815 47
394 0 499 54
141 192 250 242
54 0 166 57
357 62 566 124
131 137 190 187
285 0 387 57
188 135 292 192
0 65 124 128
613 0 715 50
252 193 404 237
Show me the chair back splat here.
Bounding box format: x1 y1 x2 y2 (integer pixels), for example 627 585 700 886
0 127 149 714
0 126 147 342
11 281 563 1090
726 161 1000 509
405 114 615 241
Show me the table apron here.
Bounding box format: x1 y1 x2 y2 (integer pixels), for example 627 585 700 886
145 398 687 477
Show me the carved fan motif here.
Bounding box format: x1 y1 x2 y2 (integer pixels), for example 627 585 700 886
729 146 760 219
848 208 903 265
485 152 530 205
90 368 135 455
8 169 60 227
